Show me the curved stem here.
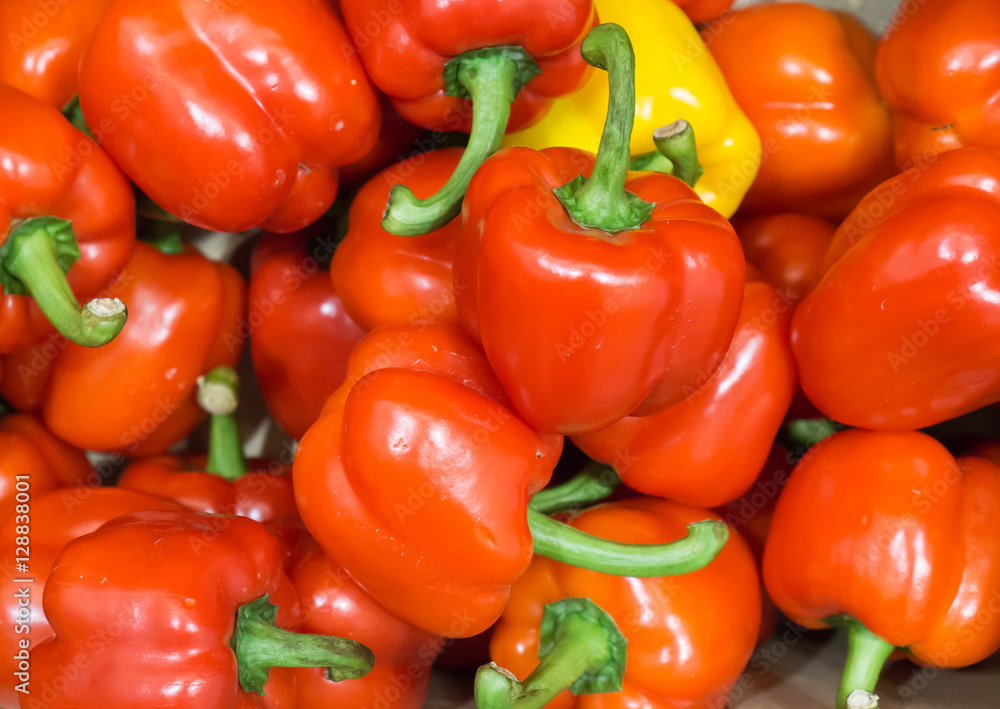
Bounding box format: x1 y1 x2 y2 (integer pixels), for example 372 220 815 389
233 595 374 694
529 461 620 515
836 619 894 709
382 47 540 236
198 366 247 481
529 509 728 577
0 217 127 347
555 24 653 232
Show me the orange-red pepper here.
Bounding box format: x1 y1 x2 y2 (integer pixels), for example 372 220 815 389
21 239 245 455
793 148 1000 431
764 430 1000 708
250 228 365 440
330 149 463 331
291 548 446 709
456 26 744 435
78 0 379 233
572 280 797 507
0 0 111 109
487 498 760 708
876 0 1000 169
704 3 896 221
1 84 134 351
28 510 374 708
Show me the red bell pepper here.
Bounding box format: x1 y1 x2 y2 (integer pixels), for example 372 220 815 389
763 430 1000 708
0 487 187 707
793 147 1000 431
22 239 246 455
455 24 744 435
481 498 761 708
734 213 836 304
291 547 446 709
0 84 133 351
876 0 1000 169
78 0 380 233
704 3 896 221
117 366 311 571
675 0 734 24
250 228 366 440
0 412 92 520
295 322 728 638
337 94 425 188
340 0 595 234
572 279 797 507
27 510 375 708
330 148 464 331
0 0 111 109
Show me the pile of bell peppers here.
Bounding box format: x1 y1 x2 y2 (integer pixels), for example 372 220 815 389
0 0 999 707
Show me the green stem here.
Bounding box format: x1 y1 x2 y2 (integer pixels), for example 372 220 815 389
787 418 839 450
382 47 540 236
554 24 654 232
476 599 627 709
836 619 894 709
198 367 247 481
141 218 185 254
653 121 704 188
232 595 374 694
0 217 126 347
529 509 727 577
61 95 93 138
529 462 620 515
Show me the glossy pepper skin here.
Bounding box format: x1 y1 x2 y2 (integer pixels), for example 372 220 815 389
330 149 464 331
339 0 593 136
0 84 134 352
31 241 246 454
250 229 365 440
456 146 745 434
294 323 561 638
793 148 1000 431
337 94 424 189
0 487 186 708
27 511 325 709
0 413 92 519
763 431 1000 705
876 0 1000 169
572 280 796 507
502 0 761 218
675 0 734 25
734 214 836 304
704 3 896 221
78 0 379 233
0 0 112 109
491 498 761 709
292 548 445 709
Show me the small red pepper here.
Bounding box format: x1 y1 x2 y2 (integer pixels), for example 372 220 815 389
78 0 380 233
0 487 187 707
295 323 727 637
291 547 446 709
0 0 112 109
250 228 365 440
763 430 1000 708
25 239 246 455
0 412 92 519
483 498 761 708
455 24 744 434
876 0 1000 169
704 3 896 220
340 0 595 234
733 213 836 304
572 279 797 507
0 84 133 351
793 147 1000 431
330 148 464 331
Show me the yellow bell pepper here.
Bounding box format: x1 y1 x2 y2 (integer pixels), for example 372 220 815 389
502 0 761 218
